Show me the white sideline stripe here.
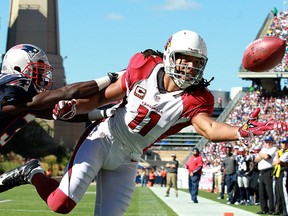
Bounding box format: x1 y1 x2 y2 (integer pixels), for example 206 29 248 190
0 199 12 203
85 191 96 194
149 186 258 216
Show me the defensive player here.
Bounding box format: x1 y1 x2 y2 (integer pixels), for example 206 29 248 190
0 30 272 216
235 146 253 205
0 44 119 147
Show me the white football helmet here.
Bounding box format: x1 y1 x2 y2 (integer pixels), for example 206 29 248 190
1 44 53 92
163 30 208 89
237 147 246 155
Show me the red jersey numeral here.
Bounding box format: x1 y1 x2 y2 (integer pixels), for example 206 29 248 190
128 105 161 136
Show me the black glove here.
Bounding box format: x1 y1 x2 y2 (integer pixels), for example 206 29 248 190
108 70 125 83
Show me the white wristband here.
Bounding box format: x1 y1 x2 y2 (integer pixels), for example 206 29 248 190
94 76 111 91
88 109 106 121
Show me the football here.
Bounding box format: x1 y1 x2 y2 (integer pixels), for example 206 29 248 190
242 36 286 72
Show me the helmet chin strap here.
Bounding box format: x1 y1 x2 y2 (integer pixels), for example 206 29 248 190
173 69 201 89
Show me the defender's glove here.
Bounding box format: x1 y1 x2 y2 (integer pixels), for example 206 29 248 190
52 99 77 120
95 71 125 91
108 70 125 83
237 108 273 140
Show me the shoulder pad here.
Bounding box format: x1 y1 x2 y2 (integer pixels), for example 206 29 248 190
6 78 32 92
129 53 163 69
0 74 22 85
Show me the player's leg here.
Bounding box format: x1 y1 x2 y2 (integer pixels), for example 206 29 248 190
0 159 44 192
243 176 250 203
94 158 137 216
39 122 105 213
237 175 244 204
0 158 75 213
29 131 110 214
1 122 111 214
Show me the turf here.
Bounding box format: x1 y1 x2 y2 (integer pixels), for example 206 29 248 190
0 184 261 215
0 185 177 216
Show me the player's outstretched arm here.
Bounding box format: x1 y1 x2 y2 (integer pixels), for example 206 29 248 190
52 78 125 120
26 72 121 110
192 112 239 142
192 108 272 142
31 108 90 122
26 80 97 110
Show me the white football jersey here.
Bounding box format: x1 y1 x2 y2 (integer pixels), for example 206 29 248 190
107 53 214 155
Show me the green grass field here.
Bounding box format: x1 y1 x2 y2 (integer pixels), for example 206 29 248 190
0 185 177 216
0 185 259 216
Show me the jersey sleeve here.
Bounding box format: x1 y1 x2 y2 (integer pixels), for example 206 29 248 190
121 52 163 92
0 77 37 110
182 87 214 120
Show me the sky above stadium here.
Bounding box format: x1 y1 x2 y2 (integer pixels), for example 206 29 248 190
0 0 286 91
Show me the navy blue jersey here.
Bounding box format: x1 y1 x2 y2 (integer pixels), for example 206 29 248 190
0 74 38 147
235 155 250 175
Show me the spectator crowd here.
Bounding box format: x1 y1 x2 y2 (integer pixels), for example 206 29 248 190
136 8 288 215
266 9 288 72
196 88 288 215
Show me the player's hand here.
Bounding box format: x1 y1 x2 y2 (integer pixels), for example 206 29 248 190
108 70 125 83
52 99 77 120
237 108 273 140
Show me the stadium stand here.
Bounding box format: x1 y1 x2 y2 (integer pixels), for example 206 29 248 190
143 9 288 170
